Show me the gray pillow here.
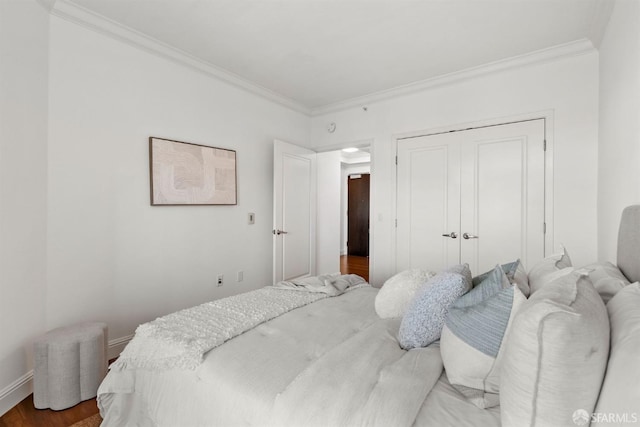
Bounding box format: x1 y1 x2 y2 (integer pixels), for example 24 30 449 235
593 283 640 424
500 270 609 426
528 246 572 293
398 265 472 350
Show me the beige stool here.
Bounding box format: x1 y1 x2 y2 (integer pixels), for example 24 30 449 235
33 322 108 410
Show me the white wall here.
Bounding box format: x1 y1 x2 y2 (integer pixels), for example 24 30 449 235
0 8 310 414
0 0 49 415
46 16 310 340
597 0 640 263
311 52 600 285
316 151 342 274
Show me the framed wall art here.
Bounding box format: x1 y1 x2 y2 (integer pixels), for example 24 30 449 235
149 137 237 206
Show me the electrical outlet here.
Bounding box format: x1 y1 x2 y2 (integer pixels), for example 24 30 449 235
237 271 244 282
217 274 223 286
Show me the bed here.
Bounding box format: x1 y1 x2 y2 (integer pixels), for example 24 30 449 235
97 206 640 426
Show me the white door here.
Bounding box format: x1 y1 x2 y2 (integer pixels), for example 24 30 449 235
396 119 546 275
396 133 461 272
273 140 317 284
458 120 545 274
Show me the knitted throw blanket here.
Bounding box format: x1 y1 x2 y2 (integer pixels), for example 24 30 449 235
112 276 367 371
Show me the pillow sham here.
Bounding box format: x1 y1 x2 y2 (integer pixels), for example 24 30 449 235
527 246 572 293
397 264 472 350
582 261 630 304
374 269 436 319
441 264 527 408
500 270 609 427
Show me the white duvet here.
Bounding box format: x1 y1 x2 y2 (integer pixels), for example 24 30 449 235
98 286 501 427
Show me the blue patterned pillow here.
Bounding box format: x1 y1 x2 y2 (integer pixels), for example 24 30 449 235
397 264 472 350
440 264 527 408
472 259 530 296
472 260 518 286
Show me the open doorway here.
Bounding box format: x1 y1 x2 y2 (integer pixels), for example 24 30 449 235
339 147 371 281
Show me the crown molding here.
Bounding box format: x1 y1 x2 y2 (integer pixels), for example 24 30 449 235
49 0 311 116
46 0 598 119
311 38 596 117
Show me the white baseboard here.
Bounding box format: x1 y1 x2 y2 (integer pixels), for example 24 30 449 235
0 370 33 417
0 334 134 417
107 334 134 360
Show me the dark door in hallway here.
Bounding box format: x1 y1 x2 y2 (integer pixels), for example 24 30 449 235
347 173 370 256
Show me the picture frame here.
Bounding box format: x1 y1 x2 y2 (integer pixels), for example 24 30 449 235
149 137 237 206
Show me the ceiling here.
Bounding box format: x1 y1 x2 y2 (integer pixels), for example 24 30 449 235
52 0 613 114
341 146 371 164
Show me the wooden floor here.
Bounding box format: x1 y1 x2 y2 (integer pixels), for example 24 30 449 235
340 254 369 282
0 261 369 427
0 394 99 427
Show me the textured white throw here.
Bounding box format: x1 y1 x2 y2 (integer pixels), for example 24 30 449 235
112 276 367 371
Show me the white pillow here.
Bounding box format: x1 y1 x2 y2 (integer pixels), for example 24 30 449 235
500 270 609 426
528 246 572 293
441 264 527 408
375 269 436 319
592 282 640 426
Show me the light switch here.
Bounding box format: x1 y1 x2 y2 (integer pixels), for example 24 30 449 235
248 213 255 224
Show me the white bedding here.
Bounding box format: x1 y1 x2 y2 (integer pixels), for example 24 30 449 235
112 274 367 371
98 286 501 427
416 372 501 427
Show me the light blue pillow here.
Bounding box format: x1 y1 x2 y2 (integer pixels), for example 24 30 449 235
440 264 527 408
398 264 472 350
472 259 530 296
472 260 519 286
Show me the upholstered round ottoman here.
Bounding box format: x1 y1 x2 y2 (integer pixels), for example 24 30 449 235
33 322 108 410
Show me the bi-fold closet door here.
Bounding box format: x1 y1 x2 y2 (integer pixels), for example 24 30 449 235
396 119 546 275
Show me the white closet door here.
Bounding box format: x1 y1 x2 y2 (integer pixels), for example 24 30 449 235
396 119 545 275
396 133 461 272
459 119 545 274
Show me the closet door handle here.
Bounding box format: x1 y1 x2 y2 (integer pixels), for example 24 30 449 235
442 232 458 239
462 232 478 240
273 229 288 235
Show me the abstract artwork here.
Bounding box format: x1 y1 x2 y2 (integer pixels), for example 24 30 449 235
149 137 237 205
